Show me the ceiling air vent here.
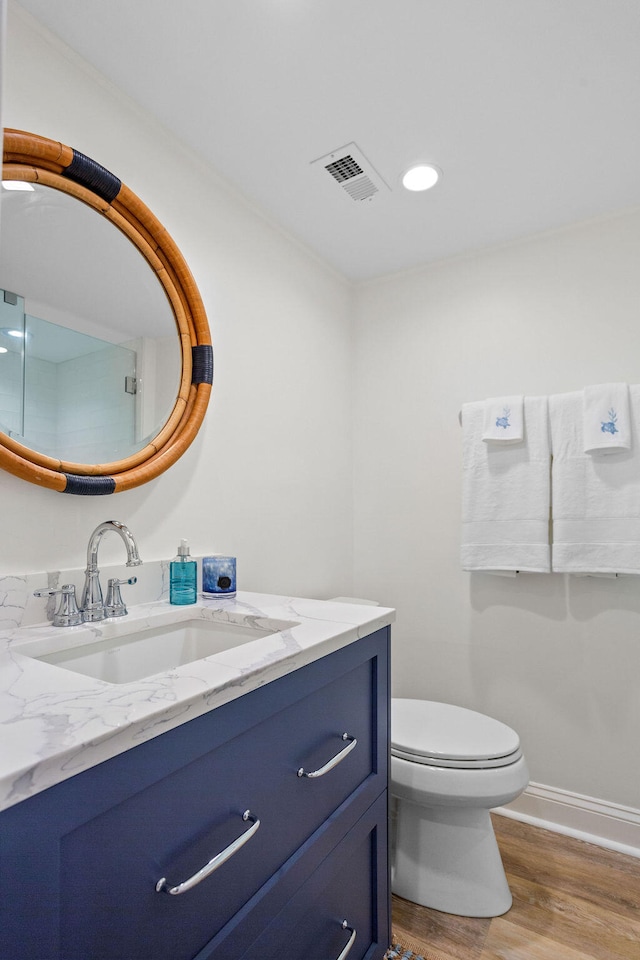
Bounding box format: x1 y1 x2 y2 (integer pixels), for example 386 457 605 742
311 142 389 203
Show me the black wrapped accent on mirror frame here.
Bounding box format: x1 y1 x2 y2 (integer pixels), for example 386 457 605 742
63 475 117 496
62 149 121 203
192 345 214 385
1 129 213 494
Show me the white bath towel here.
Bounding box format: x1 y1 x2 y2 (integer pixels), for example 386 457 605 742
482 395 524 443
461 397 551 573
550 387 640 573
583 383 631 454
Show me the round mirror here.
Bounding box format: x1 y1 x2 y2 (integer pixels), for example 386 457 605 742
0 129 213 494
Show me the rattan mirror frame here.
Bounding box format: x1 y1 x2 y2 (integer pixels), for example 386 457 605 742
1 129 213 494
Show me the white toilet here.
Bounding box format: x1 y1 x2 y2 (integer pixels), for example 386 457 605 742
325 601 528 917
391 698 529 918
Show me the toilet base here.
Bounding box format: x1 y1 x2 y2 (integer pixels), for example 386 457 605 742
392 798 513 917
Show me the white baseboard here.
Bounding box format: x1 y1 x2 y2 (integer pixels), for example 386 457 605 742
494 781 640 860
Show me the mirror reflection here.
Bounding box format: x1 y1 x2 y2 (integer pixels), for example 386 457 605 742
0 182 181 464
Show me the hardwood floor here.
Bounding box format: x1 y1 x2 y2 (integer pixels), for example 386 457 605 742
391 814 640 960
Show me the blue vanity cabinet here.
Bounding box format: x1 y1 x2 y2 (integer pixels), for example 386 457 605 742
0 627 390 960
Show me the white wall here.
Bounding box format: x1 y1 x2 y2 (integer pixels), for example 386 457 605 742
1 6 354 602
353 209 640 810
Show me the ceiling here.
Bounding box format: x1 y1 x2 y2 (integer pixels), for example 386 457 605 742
12 0 640 281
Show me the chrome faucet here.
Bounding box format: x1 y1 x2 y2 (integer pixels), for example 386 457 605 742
80 521 142 622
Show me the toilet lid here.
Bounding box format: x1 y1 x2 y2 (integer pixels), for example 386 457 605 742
391 699 522 768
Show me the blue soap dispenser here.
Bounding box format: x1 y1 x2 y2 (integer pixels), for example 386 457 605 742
170 539 197 605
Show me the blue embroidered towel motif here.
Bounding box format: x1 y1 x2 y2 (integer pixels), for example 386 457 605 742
600 408 618 435
495 407 511 429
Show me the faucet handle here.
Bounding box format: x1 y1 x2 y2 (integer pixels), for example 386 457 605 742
104 576 137 618
33 584 83 627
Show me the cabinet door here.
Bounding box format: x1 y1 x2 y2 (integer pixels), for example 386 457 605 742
236 793 389 960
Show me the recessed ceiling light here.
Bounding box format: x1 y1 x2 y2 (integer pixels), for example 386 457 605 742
0 347 7 354
0 328 24 338
402 164 441 192
1 180 35 191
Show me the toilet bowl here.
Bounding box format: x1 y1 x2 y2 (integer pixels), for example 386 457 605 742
391 698 529 918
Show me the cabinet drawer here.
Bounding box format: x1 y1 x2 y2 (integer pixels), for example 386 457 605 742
236 793 389 960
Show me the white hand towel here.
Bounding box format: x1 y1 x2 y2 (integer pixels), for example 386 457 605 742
482 395 524 443
551 387 640 574
461 397 551 573
583 383 631 454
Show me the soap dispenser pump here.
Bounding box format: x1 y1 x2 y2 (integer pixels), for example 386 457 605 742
170 539 197 605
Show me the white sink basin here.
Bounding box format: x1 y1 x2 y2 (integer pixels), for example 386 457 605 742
13 613 298 685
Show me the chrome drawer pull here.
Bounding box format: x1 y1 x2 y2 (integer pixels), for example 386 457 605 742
155 809 260 895
336 920 357 960
297 732 357 779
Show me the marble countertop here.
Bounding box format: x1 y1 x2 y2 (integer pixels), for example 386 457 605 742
0 590 394 813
